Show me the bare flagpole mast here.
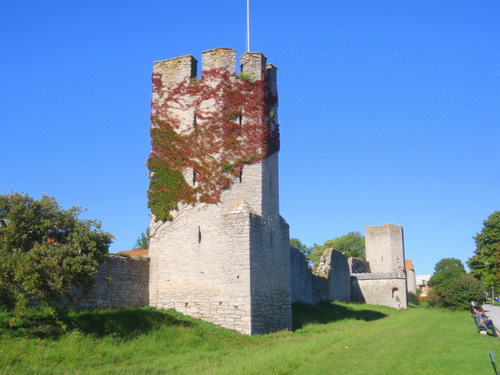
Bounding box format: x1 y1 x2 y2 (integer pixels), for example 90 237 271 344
246 0 250 52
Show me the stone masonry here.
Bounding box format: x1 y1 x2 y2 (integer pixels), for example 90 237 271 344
351 225 408 308
148 48 292 335
66 255 149 310
291 224 409 309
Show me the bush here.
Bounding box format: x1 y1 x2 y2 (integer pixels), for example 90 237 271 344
443 274 485 310
408 292 420 306
429 274 484 310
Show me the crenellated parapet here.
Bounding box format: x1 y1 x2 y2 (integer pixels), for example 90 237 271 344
152 48 276 89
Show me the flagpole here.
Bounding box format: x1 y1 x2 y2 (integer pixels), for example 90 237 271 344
246 0 250 52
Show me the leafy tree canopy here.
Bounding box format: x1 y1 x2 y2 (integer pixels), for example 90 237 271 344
290 238 311 257
133 228 150 250
427 257 484 310
0 192 113 316
308 231 365 269
467 211 500 288
428 257 466 293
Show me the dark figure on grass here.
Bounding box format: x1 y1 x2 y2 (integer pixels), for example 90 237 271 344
470 301 478 315
475 307 499 337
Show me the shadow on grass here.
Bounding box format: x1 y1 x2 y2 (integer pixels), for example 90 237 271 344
292 302 388 330
0 307 194 340
65 307 194 339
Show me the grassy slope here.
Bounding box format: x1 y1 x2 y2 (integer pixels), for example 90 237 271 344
0 303 499 374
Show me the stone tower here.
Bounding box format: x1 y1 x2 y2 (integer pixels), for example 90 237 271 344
147 48 292 334
361 224 408 308
365 224 405 274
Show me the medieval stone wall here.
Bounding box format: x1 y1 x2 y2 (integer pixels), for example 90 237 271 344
289 224 409 310
67 255 149 309
318 249 351 302
351 272 408 308
290 247 328 304
406 268 417 294
348 257 370 273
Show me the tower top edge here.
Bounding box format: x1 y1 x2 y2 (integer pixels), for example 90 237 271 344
202 47 237 54
153 49 270 66
365 224 403 229
153 54 197 65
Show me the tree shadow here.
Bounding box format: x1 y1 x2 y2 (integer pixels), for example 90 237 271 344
64 307 194 340
292 302 388 330
0 307 194 340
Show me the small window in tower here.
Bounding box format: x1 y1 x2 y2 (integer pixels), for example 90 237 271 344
198 226 202 244
193 170 197 186
392 287 399 299
239 167 243 183
193 111 197 130
238 113 243 126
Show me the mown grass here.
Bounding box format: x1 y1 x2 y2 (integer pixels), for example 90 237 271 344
0 303 499 374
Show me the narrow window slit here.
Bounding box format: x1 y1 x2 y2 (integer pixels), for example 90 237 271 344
198 226 202 243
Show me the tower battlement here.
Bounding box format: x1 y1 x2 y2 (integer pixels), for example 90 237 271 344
153 55 197 86
153 48 276 88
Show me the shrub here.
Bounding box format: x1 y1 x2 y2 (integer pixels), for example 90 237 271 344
408 292 420 306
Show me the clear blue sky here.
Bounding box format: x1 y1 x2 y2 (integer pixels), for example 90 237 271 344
1 1 498 275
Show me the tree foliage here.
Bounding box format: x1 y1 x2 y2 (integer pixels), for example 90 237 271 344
133 228 150 250
290 238 311 257
428 257 466 292
467 211 500 289
427 258 484 310
308 231 365 268
0 192 113 315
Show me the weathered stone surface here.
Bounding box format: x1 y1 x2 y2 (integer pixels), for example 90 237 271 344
66 255 149 310
148 48 291 335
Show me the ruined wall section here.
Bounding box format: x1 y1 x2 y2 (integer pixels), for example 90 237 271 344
149 48 291 334
317 249 351 302
67 255 149 309
290 247 328 304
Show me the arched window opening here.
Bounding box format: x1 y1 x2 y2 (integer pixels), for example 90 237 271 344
392 287 399 299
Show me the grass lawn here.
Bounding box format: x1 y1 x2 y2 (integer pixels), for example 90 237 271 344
0 302 499 374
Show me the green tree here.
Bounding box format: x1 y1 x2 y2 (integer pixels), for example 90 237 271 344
308 231 365 268
428 258 466 292
442 274 485 310
427 258 484 309
290 238 311 257
0 192 113 316
133 228 150 249
467 211 500 289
